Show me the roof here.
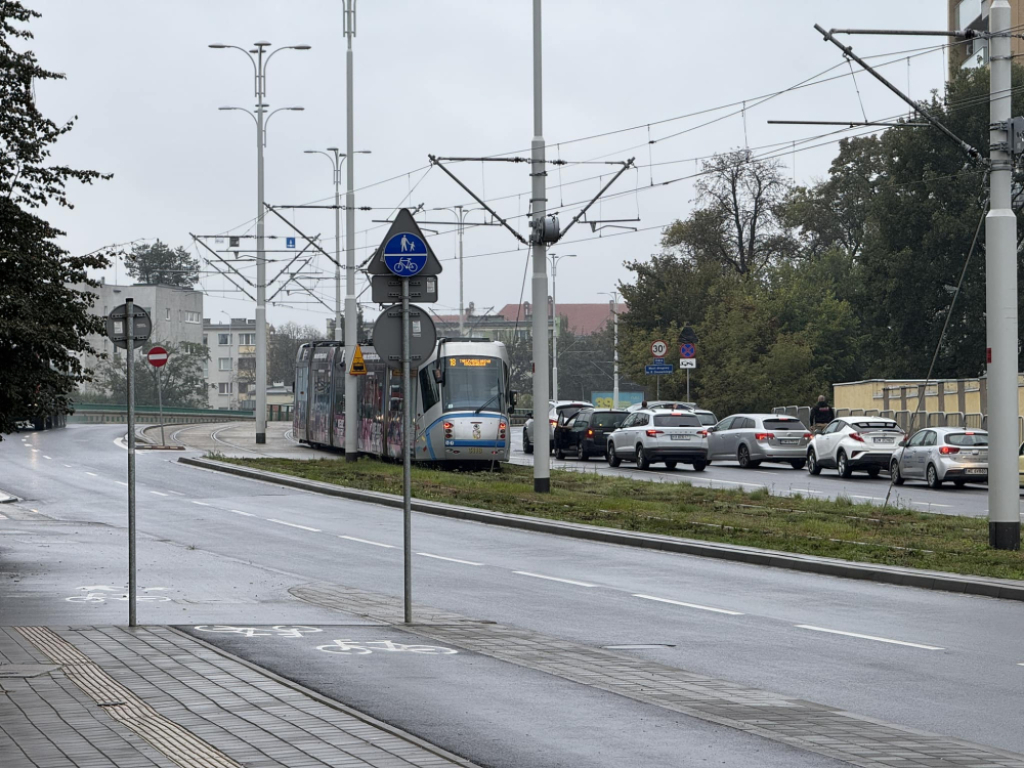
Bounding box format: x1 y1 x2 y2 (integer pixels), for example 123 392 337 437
496 302 627 336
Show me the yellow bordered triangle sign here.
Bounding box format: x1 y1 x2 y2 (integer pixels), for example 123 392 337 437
349 345 368 376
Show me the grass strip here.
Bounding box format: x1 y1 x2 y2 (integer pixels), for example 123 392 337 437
217 456 1024 581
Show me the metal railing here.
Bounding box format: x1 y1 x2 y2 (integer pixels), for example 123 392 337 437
771 405 999 436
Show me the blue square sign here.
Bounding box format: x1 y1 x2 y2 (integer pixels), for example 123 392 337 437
286 237 296 249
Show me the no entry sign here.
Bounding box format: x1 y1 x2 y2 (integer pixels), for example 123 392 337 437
147 346 169 368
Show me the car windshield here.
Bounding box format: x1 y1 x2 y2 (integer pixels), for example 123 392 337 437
443 356 506 411
653 414 701 427
946 433 989 446
592 412 627 428
697 413 718 426
553 405 588 422
764 419 807 431
852 421 902 433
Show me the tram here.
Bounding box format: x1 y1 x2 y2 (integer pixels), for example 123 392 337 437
293 337 514 465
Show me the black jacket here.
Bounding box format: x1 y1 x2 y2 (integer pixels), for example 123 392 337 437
809 403 835 424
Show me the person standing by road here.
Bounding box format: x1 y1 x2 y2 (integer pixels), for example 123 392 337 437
809 395 835 434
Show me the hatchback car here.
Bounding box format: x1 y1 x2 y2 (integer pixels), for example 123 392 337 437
553 408 629 460
606 409 709 470
707 414 811 469
890 427 988 488
523 400 592 454
807 417 905 478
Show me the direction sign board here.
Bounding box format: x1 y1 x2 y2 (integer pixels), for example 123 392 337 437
105 304 152 350
368 208 443 277
644 363 674 375
680 342 696 359
147 346 168 368
372 304 437 364
371 274 438 304
679 359 697 369
650 339 668 358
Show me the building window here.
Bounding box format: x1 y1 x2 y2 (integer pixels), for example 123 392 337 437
237 357 256 373
165 308 171 321
239 332 255 345
186 311 200 324
218 333 231 345
238 382 249 394
203 334 208 345
218 358 232 371
218 382 233 395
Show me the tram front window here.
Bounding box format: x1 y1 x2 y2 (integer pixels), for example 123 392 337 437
444 356 506 412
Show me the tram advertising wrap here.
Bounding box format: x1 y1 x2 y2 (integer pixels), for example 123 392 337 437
293 338 513 465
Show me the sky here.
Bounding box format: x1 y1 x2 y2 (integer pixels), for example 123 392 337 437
27 0 951 332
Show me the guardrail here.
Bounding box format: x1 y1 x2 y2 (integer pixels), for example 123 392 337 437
773 405 1005 437
69 403 257 425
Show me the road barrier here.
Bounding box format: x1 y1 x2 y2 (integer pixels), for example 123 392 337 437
773 405 1005 438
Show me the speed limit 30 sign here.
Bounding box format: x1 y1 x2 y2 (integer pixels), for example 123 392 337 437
650 339 668 358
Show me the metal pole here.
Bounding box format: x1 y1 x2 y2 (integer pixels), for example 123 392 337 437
657 375 660 400
156 367 165 447
334 155 343 341
126 298 137 628
255 45 268 444
612 293 619 409
551 258 558 402
686 369 690 402
531 0 551 492
458 206 465 337
402 278 412 622
987 0 1021 550
344 1 359 462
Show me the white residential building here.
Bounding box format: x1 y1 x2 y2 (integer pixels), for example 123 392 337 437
203 317 257 410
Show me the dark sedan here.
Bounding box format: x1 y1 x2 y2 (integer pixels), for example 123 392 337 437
553 408 629 460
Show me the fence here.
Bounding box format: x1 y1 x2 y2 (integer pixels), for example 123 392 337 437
69 403 261 425
771 405 1016 440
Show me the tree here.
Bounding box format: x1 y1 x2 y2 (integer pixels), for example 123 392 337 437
0 2 112 438
268 322 321 385
94 340 211 408
125 240 200 288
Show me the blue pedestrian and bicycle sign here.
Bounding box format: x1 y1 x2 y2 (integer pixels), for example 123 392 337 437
383 232 428 276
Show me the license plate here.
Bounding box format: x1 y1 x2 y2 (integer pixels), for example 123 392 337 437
670 434 691 441
966 468 986 475
780 439 798 445
873 438 894 444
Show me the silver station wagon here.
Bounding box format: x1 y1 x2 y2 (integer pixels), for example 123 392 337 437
707 414 812 469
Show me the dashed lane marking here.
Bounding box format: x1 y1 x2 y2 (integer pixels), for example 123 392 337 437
116 481 128 487
417 553 484 566
514 571 597 588
43 455 52 460
268 518 321 532
634 594 744 616
340 535 395 548
84 472 98 477
151 491 168 497
191 501 211 507
167 490 185 496
63 464 72 468
230 510 255 517
795 624 943 650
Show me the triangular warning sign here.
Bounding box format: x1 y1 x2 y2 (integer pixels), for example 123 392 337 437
366 208 444 276
349 345 368 376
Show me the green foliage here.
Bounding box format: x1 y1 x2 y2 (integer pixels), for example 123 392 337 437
0 2 112 438
93 340 211 408
268 322 321 386
124 240 200 288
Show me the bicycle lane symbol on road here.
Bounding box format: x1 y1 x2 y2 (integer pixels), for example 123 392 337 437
317 638 458 656
66 586 173 603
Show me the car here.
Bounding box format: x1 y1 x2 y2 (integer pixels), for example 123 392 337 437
889 427 988 488
606 409 709 471
628 401 719 427
552 408 629 460
523 400 592 454
707 414 811 469
806 417 905 478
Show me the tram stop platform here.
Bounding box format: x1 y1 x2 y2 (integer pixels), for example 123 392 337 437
141 421 334 460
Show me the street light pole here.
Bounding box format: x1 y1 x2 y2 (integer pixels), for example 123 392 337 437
547 253 575 402
343 0 360 462
211 40 309 444
428 206 489 337
601 290 620 409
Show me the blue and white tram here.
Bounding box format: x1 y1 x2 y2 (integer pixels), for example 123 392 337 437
293 337 513 464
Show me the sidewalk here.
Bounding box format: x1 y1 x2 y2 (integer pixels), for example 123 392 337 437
0 625 480 768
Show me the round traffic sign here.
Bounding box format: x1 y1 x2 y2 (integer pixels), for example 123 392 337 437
383 232 428 276
650 339 668 358
680 342 696 359
105 303 152 350
147 346 169 368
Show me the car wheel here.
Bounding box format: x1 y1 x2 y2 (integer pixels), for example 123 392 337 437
607 444 621 467
790 459 806 470
867 467 880 479
890 460 905 486
523 431 533 454
664 461 677 470
555 445 565 460
738 445 751 468
927 463 942 489
577 442 588 461
807 450 822 475
837 451 853 478
691 460 708 472
636 445 651 470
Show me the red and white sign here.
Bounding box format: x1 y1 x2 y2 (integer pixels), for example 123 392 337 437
650 339 668 358
147 346 169 368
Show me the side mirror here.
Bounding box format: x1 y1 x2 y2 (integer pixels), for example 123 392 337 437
432 367 445 386
510 390 519 407
899 437 908 446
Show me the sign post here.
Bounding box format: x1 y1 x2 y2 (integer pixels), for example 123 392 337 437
147 346 169 446
105 300 151 627
680 342 697 401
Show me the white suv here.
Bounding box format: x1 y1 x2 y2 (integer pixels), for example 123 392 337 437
606 409 709 471
807 417 905 478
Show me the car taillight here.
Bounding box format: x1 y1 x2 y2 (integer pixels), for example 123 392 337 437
444 421 454 439
587 429 594 437
939 446 960 455
803 433 813 439
698 430 709 437
646 429 663 437
754 432 775 441
849 433 865 442
549 419 557 427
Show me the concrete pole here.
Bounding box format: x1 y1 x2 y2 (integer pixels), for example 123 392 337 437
402 278 412 623
551 258 558 402
255 45 268 444
125 298 137 628
334 155 342 341
458 205 465 337
531 0 550 492
986 0 1020 550
344 1 359 461
611 293 619 410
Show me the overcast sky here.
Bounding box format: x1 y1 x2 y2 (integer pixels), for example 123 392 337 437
29 0 950 331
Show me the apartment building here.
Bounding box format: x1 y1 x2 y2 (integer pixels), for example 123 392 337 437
203 317 257 410
948 0 1024 74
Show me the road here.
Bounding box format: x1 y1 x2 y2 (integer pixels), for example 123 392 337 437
2 425 1023 766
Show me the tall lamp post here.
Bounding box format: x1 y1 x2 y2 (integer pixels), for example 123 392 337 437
547 253 575 402
304 148 371 341
600 291 620 410
428 206 487 336
211 40 310 444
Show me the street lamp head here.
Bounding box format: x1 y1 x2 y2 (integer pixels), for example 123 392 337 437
254 40 271 47
303 150 317 154
327 147 340 152
292 44 312 50
209 44 228 49
355 150 372 154
285 106 304 111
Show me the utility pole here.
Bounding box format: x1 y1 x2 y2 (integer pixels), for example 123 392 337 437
344 0 360 462
531 0 551 492
605 291 620 409
986 0 1020 549
548 252 575 401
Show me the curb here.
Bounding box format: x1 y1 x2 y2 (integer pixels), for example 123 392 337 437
178 456 1024 603
0 490 18 504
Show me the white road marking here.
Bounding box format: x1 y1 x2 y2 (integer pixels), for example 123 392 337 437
30 449 38 453
43 456 52 460
230 509 255 517
167 490 185 496
191 501 211 507
268 518 321 532
634 594 744 615
85 472 98 477
63 464 73 468
514 571 597 587
911 501 951 509
850 495 885 501
116 481 128 487
795 625 943 650
151 491 168 497
340 535 395 548
417 553 484 566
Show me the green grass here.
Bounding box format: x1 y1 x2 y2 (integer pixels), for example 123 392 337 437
218 456 1024 581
